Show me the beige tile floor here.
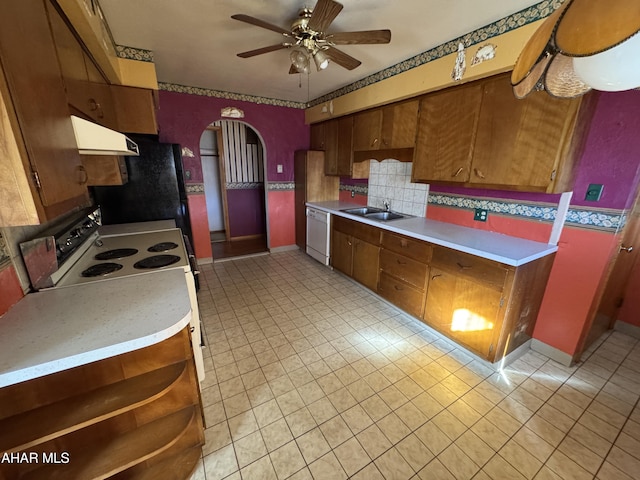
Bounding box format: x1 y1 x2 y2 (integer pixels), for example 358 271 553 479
189 250 640 480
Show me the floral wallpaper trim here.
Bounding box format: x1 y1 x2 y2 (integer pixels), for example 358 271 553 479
227 182 263 190
186 184 205 194
308 0 563 107
428 193 625 232
340 184 368 196
116 45 154 62
159 82 307 109
268 182 295 191
0 233 9 266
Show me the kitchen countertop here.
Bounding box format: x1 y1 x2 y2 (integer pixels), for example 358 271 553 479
308 201 558 266
0 269 191 388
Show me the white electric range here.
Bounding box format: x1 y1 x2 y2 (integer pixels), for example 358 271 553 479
20 211 205 386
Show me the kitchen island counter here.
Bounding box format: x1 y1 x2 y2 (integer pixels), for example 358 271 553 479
308 201 557 266
0 269 191 387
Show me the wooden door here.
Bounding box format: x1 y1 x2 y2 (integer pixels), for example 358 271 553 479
411 83 482 184
581 192 640 352
294 151 308 250
471 74 582 191
424 268 502 359
380 100 419 149
352 240 380 291
331 230 353 276
352 109 383 151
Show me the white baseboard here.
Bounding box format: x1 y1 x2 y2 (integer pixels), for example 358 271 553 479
530 339 574 367
269 245 299 253
197 257 213 265
614 320 640 339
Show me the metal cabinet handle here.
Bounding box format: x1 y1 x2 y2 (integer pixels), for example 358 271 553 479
76 165 88 185
396 259 407 265
372 138 379 147
347 240 352 246
620 244 634 253
394 285 404 291
452 167 464 178
431 274 442 280
474 168 486 179
456 262 472 270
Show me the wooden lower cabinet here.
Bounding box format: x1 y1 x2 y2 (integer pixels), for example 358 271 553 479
0 327 204 480
331 217 556 363
331 216 380 291
425 247 555 362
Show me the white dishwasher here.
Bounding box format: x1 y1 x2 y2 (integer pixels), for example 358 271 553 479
306 207 331 266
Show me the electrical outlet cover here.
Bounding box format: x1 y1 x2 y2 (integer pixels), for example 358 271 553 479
474 208 488 222
585 184 604 201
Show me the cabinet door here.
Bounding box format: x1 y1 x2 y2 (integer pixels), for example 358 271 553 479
0 0 87 208
380 100 419 149
111 85 158 134
352 109 383 151
424 268 502 359
324 119 339 175
471 74 582 191
412 83 482 184
335 116 354 176
352 239 379 291
331 230 353 276
310 123 325 150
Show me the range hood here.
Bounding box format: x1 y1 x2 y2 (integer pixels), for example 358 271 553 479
70 115 139 156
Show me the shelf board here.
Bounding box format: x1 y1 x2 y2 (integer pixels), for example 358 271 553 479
20 407 195 480
1 361 187 453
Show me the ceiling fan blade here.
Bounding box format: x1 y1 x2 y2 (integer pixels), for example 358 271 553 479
327 30 391 45
231 14 290 35
308 0 343 32
237 44 288 58
325 46 361 70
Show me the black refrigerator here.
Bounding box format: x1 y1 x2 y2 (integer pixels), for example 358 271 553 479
91 135 194 245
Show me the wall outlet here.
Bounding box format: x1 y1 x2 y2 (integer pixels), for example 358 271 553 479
474 208 488 222
276 164 283 174
585 183 603 201
351 190 355 198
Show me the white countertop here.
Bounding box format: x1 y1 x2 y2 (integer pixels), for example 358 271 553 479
0 269 191 388
308 201 557 266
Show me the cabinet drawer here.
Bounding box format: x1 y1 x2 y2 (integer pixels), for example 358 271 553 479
380 250 427 289
378 272 425 318
431 246 508 291
381 232 431 262
333 216 380 245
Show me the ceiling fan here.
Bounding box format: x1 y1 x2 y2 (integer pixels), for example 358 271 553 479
231 0 391 74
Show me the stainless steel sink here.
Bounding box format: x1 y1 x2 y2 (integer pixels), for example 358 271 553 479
341 206 385 216
364 211 407 221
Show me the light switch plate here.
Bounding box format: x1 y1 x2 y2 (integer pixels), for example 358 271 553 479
585 184 604 201
277 164 283 174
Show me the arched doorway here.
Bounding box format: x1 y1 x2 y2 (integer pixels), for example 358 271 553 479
199 120 268 260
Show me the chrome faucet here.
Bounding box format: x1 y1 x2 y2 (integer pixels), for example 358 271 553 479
383 200 390 212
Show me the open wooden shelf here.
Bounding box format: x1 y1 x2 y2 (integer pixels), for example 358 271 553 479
117 446 202 480
0 361 187 453
21 407 196 480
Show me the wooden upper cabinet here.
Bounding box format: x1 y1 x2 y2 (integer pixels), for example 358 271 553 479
353 100 419 153
412 82 483 184
310 122 325 150
111 85 158 134
471 74 583 191
324 116 353 176
353 109 383 151
380 100 419 149
0 0 89 225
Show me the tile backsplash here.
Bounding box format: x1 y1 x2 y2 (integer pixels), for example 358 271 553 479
367 160 428 216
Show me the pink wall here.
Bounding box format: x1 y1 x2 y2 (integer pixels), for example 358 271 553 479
156 91 309 253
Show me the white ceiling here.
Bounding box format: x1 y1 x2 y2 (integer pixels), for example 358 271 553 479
100 0 542 104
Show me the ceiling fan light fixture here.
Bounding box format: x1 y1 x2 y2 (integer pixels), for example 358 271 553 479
290 47 310 73
313 49 330 71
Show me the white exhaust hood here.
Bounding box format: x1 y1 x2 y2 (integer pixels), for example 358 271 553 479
70 115 139 156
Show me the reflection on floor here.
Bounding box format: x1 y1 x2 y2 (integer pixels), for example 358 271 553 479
191 250 640 480
211 235 268 261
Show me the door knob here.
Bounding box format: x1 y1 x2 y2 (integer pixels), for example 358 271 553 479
620 244 634 253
